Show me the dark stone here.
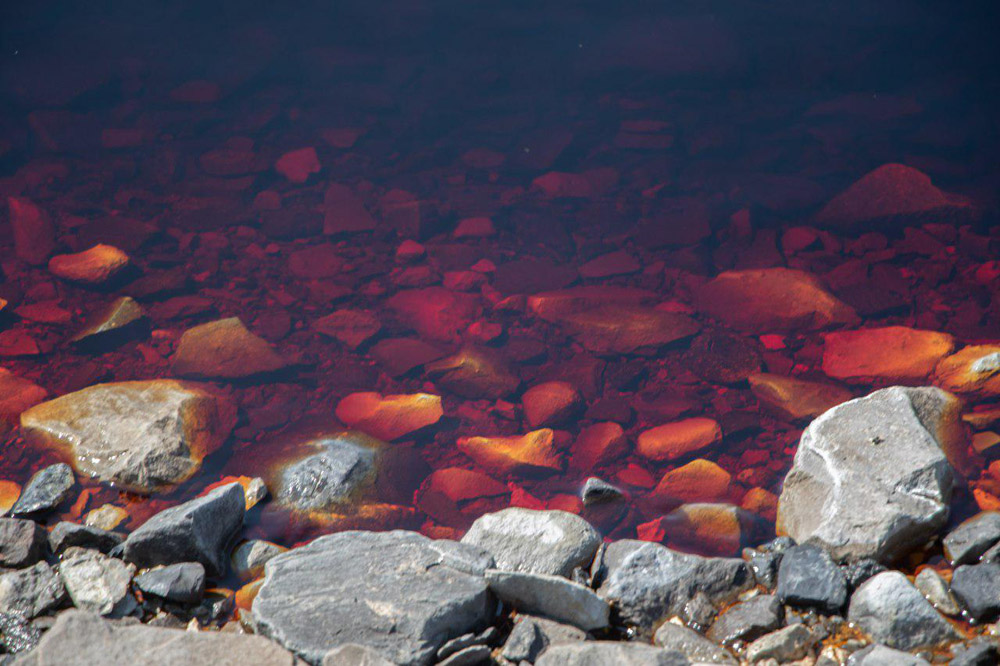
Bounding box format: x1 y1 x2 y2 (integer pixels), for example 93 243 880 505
742 549 781 590
135 562 206 604
686 330 762 385
681 591 717 631
843 558 887 592
943 512 1000 566
48 522 124 555
950 640 1000 666
776 545 848 613
436 645 491 666
706 594 783 646
0 518 46 567
950 562 1000 622
580 477 624 506
8 464 74 517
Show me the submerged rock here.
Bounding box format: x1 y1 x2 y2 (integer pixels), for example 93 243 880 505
935 345 1000 397
48 244 130 285
335 392 442 441
748 373 853 421
273 432 380 513
0 368 47 437
822 326 955 384
425 346 520 399
8 463 74 516
172 317 288 379
70 296 146 349
457 429 563 476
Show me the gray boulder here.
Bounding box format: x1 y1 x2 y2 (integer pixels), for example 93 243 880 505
653 622 736 664
9 463 74 516
122 483 245 577
847 645 930 666
461 508 601 577
486 569 609 631
847 571 957 650
777 386 959 563
58 547 135 616
10 609 299 665
942 511 1000 565
595 540 752 630
275 433 379 512
0 518 46 567
251 530 494 665
0 562 65 618
535 642 688 666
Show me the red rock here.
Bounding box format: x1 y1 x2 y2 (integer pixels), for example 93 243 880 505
748 373 854 421
288 244 343 279
579 251 641 279
781 227 820 254
369 338 446 377
200 145 261 176
544 304 699 355
570 422 629 471
335 392 443 441
637 417 722 462
453 217 495 238
380 189 436 238
417 467 509 528
934 345 1000 397
443 271 486 292
7 197 56 265
14 301 72 325
275 147 321 183
312 309 381 349
493 258 578 296
172 317 288 379
521 381 583 428
0 330 45 357
0 481 21 515
323 183 377 235
457 429 563 476
49 244 130 284
527 287 657 320
387 288 480 343
650 459 731 506
822 326 955 384
395 240 426 263
425 346 520 399
657 503 756 556
0 368 47 436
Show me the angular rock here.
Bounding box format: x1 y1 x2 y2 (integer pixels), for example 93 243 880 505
685 330 762 385
232 540 286 581
542 304 699 355
12 609 299 665
581 477 624 506
942 512 1000 565
748 373 853 421
134 562 205 604
48 522 123 555
252 530 494 666
535 642 688 666
653 622 736 664
0 562 65 618
313 309 381 349
58 547 135 616
501 615 586 663
48 244 130 285
637 418 722 462
457 429 563 477
461 508 601 577
274 432 379 513
777 387 959 563
651 459 731 506
21 380 234 493
122 483 245 577
776 545 848 613
172 317 288 379
425 346 519 399
0 368 47 437
823 327 955 384
935 345 1000 397
693 268 857 332
486 569 609 631
706 595 783 645
847 571 957 650
745 624 813 663
949 562 1000 621
847 645 929 666
571 422 629 471
522 381 583 428
275 147 320 183
9 463 74 517
0 610 40 654
335 393 442 441
0 518 46 567
913 567 960 616
70 296 146 348
7 197 56 265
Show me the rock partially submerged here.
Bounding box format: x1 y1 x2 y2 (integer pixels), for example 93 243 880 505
172 317 288 379
273 432 380 513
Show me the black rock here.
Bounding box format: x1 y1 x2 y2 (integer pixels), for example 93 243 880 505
950 640 1000 666
48 522 124 555
706 594 783 645
742 548 781 590
8 464 74 517
0 518 46 567
122 483 245 577
950 562 1000 622
943 512 1000 566
843 558 887 592
776 545 847 613
134 562 206 604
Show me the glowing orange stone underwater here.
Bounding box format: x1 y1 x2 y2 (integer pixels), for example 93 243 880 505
335 392 443 441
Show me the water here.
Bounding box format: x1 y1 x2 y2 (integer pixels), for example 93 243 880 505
0 1 998 563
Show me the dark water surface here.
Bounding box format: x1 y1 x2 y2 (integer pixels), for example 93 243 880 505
1 1 999 566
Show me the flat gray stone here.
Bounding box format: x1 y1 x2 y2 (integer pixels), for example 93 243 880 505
913 567 960 616
745 624 814 663
776 545 848 613
134 562 205 604
535 642 688 666
777 387 958 563
950 562 1000 621
0 562 65 618
596 540 752 630
321 644 394 666
436 645 490 666
502 615 586 663
706 595 783 646
461 508 602 578
847 645 930 666
275 434 379 512
847 571 958 650
58 547 135 616
48 522 123 555
0 518 46 567
653 622 736 664
123 483 245 577
252 530 494 666
10 609 299 665
486 569 609 631
943 512 1000 565
9 464 74 516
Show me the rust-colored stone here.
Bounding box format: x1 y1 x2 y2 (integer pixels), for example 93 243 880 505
172 317 288 379
457 429 563 476
934 345 1000 397
570 422 628 471
823 326 955 383
521 381 583 428
48 244 130 284
637 417 722 462
312 309 381 349
0 368 48 436
7 197 56 265
651 459 731 506
336 392 443 441
748 373 853 421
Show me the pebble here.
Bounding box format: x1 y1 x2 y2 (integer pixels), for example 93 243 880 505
580 477 624 506
913 567 961 616
745 624 814 663
335 392 443 441
48 244 130 284
706 594 784 646
457 429 563 476
637 417 723 462
171 317 288 379
231 540 286 581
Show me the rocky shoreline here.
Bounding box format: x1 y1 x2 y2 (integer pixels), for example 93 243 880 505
0 385 997 665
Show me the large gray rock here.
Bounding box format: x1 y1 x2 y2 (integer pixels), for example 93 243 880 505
777 386 959 563
0 562 65 618
461 508 602 577
653 622 736 664
275 433 379 512
10 610 299 665
122 483 245 577
847 571 958 651
0 518 46 567
486 569 609 631
595 540 752 630
252 530 495 666
535 642 688 666
58 547 136 616
20 381 234 494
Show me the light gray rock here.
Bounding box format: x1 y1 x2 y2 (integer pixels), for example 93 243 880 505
275 434 379 512
847 645 930 666
321 644 394 666
486 569 609 631
19 380 234 494
0 562 65 618
745 624 814 663
913 567 960 616
122 482 245 577
502 615 586 663
595 540 752 630
10 609 299 665
9 464 74 516
777 386 959 563
847 571 958 651
134 562 205 604
436 645 490 665
58 547 135 616
0 518 46 567
653 622 736 664
48 522 123 555
942 511 1000 565
0 611 40 654
706 595 782 646
580 478 624 506
232 540 285 581
251 530 494 666
461 508 602 578
535 642 688 666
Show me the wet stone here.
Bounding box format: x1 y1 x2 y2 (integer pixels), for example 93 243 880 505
48 244 130 285
134 562 205 604
58 546 136 617
776 545 848 613
274 433 379 513
70 296 146 349
8 463 74 517
822 327 955 384
231 540 285 581
0 562 65 618
424 346 520 399
913 567 960 616
748 373 853 422
0 518 46 568
706 595 783 646
942 511 1000 566
335 392 442 441
847 571 958 651
653 621 736 664
685 330 762 385
949 562 1000 622
580 477 624 506
681 591 717 630
486 569 609 631
522 381 584 428
847 645 930 666
172 317 288 379
48 522 123 555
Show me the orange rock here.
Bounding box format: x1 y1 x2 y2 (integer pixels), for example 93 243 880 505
570 422 629 471
422 467 509 504
934 345 1000 397
312 309 381 349
741 487 779 522
651 459 731 506
416 467 509 528
637 417 722 462
521 381 583 428
528 286 657 320
234 579 263 612
336 392 443 441
84 504 129 530
48 244 130 284
457 429 563 476
172 317 288 379
973 488 1000 512
0 481 21 515
656 503 755 556
0 298 6 315
972 432 1000 456
693 267 857 332
748 373 853 421
823 326 955 383
965 406 1000 431
0 368 48 435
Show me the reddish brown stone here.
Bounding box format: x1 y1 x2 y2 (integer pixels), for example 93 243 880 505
312 309 381 349
570 422 629 471
7 197 56 265
335 392 443 441
323 183 377 235
0 368 47 436
637 417 722 462
172 317 288 379
387 288 480 343
49 244 130 285
650 459 732 507
425 346 520 399
822 326 955 384
521 381 583 428
579 251 641 279
457 429 563 476
274 147 320 183
748 373 853 421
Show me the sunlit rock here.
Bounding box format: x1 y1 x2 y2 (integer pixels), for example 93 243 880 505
741 487 779 522
172 317 288 379
20 380 234 493
521 381 583 428
650 459 731 506
637 417 722 462
425 345 519 399
693 268 857 332
748 373 853 421
70 296 146 348
48 244 130 285
335 392 443 441
822 326 955 384
934 345 1000 397
458 429 563 476
272 431 381 514
642 503 759 557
